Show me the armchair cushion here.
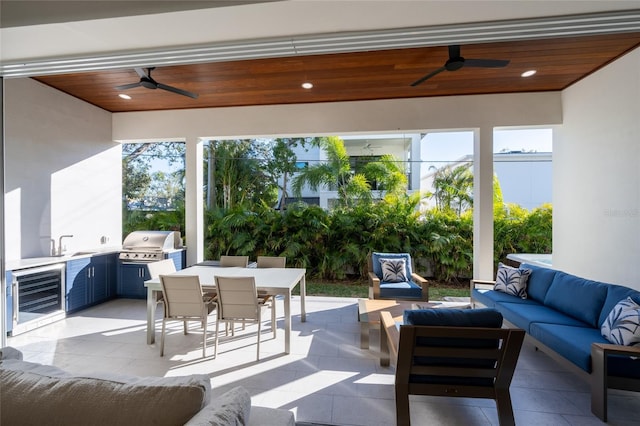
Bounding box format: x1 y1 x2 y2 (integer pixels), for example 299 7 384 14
379 258 408 283
371 252 413 280
404 307 503 328
379 280 422 299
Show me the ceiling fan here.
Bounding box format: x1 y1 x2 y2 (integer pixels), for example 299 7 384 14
115 67 199 99
410 45 510 87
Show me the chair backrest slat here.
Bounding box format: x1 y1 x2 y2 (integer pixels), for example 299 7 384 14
147 259 176 279
220 255 249 267
397 324 525 391
215 276 259 320
257 256 286 268
160 275 204 318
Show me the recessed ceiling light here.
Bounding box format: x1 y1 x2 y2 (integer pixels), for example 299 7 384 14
301 82 313 89
118 93 132 99
521 70 537 77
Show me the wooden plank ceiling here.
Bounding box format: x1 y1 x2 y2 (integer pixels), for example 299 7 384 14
34 33 640 113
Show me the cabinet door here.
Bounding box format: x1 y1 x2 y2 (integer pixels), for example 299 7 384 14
118 263 149 299
66 258 90 312
105 253 118 298
90 255 109 304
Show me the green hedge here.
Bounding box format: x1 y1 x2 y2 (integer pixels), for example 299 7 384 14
202 197 552 282
125 196 552 282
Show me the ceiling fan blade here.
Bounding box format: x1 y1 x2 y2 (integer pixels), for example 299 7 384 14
157 83 199 99
448 45 461 59
115 82 142 90
464 58 510 68
134 67 148 78
410 66 446 87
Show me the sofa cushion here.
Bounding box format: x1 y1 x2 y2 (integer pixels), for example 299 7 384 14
529 323 607 372
495 302 588 333
1 359 210 426
543 271 608 327
472 288 538 308
601 297 640 346
379 258 408 283
380 280 422 299
494 262 531 299
598 284 640 327
372 252 413 280
521 263 558 303
185 386 251 426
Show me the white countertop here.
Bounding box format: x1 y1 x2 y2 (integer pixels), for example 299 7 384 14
6 246 122 271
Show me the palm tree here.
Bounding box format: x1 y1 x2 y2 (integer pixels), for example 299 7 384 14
361 154 408 198
292 136 375 207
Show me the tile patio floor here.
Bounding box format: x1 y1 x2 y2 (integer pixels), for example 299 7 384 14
7 296 640 426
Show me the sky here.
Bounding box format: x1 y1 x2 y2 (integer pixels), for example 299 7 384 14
145 127 554 173
423 128 553 167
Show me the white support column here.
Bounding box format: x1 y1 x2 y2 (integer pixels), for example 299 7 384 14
473 127 495 280
409 134 422 191
185 136 204 266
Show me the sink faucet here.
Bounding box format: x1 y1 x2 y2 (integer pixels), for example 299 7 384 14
57 234 74 256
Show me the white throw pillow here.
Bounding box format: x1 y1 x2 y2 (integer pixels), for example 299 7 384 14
493 262 531 299
379 258 408 283
601 297 640 346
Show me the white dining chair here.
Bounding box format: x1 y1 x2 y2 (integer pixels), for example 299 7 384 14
256 256 286 337
214 276 274 360
147 259 177 305
159 275 217 358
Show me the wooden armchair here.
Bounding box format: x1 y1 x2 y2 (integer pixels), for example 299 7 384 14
368 252 428 301
380 309 525 426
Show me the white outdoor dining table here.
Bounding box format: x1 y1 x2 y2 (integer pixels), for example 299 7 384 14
144 265 306 354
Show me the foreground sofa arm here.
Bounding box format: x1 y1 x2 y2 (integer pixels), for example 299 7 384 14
185 387 295 426
591 342 640 422
185 386 251 426
0 346 23 361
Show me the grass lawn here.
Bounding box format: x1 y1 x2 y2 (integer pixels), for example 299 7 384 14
295 279 470 300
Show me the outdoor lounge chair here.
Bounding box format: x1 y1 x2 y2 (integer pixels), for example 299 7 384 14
380 308 525 426
368 252 429 301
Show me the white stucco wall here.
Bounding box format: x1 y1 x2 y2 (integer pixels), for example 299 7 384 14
495 153 553 210
4 78 122 260
555 47 640 289
113 92 562 140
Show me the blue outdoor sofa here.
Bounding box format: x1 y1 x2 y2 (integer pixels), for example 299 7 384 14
471 263 640 422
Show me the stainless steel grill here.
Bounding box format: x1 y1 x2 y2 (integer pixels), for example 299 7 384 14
119 231 182 262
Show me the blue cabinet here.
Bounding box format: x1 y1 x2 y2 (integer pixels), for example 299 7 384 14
66 253 118 312
66 257 90 312
117 249 186 299
117 263 150 299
